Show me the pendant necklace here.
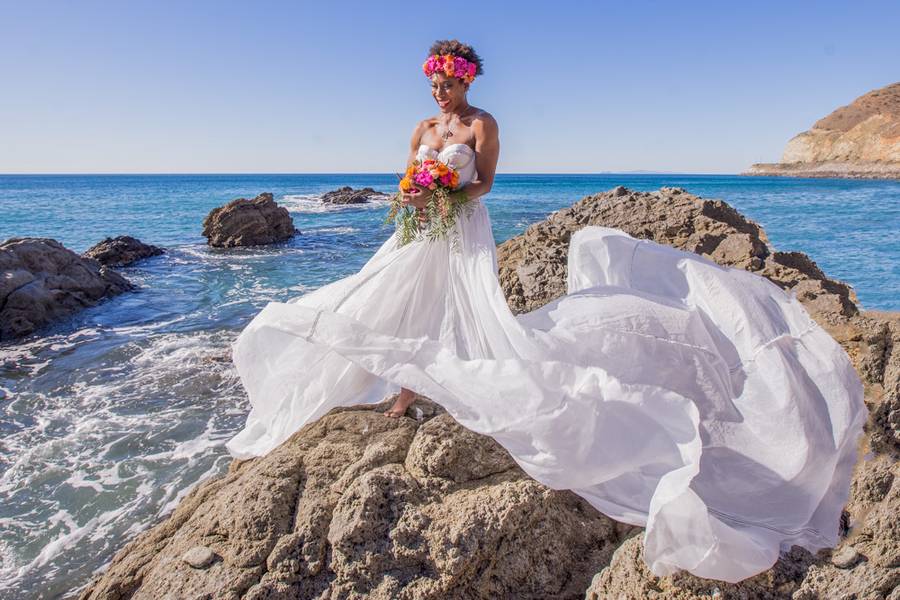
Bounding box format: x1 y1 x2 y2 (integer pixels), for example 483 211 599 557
440 106 473 140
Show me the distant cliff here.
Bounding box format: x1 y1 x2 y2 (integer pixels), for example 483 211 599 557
746 81 900 179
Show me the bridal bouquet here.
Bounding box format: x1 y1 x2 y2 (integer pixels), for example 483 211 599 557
383 158 470 246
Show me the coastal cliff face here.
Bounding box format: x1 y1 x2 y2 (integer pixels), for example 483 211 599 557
79 188 899 599
747 81 900 179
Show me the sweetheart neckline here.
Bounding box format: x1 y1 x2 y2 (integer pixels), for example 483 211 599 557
418 142 475 156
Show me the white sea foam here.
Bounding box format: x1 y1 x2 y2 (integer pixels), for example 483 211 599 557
281 193 391 214
305 226 360 234
176 245 301 261
0 327 247 596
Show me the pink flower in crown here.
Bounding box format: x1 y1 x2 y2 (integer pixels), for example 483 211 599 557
453 57 469 78
466 62 476 79
414 170 434 187
424 55 442 76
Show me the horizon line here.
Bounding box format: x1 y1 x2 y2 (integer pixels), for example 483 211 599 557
0 170 743 177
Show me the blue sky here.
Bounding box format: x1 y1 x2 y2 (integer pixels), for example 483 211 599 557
1 1 898 174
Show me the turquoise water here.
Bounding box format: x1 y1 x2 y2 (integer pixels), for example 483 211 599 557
0 173 898 597
2 174 898 309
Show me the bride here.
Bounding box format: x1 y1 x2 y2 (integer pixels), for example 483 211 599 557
225 39 867 584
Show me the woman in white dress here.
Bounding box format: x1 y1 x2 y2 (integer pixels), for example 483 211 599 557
225 39 867 584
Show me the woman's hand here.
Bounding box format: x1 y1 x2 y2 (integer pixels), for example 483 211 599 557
399 183 431 223
399 183 429 209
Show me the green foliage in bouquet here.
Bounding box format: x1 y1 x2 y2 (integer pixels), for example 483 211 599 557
384 187 472 246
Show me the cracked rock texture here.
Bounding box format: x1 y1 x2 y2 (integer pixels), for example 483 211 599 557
202 192 299 247
81 187 898 599
78 402 625 599
0 237 134 341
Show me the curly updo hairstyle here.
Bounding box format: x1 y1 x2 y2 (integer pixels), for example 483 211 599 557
427 39 484 77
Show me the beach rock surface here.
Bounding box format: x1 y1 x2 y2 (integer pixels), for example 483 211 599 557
82 235 164 267
746 81 900 179
0 237 134 342
496 187 899 599
77 397 626 600
80 187 899 599
202 192 299 247
497 186 857 323
320 186 390 204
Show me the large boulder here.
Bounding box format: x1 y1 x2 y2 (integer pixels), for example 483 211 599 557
78 397 626 599
0 237 134 342
202 192 299 247
492 188 898 599
746 81 900 179
82 235 165 267
320 186 390 204
497 186 857 323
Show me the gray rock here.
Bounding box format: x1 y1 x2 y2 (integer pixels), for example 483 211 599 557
320 186 390 204
201 192 299 247
0 237 134 341
82 235 164 267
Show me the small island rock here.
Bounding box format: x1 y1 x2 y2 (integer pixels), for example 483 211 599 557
202 192 299 248
82 235 165 267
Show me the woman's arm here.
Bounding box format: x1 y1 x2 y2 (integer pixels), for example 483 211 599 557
405 120 428 168
402 120 430 216
460 113 499 200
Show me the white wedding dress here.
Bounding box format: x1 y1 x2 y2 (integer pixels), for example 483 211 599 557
226 142 867 583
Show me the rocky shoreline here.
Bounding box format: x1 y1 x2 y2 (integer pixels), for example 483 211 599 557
75 187 898 599
1 193 301 342
744 161 900 180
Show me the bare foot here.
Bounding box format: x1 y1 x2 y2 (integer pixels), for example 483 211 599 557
384 389 416 418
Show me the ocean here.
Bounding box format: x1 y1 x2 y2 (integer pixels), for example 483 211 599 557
0 173 898 597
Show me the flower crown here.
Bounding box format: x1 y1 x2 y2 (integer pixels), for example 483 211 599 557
422 54 477 84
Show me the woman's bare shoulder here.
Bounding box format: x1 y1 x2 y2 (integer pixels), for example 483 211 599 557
470 108 498 131
411 117 440 139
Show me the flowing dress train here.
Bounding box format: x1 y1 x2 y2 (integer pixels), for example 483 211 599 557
225 142 867 583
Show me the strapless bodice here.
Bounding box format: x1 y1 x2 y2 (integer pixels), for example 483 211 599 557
416 143 478 188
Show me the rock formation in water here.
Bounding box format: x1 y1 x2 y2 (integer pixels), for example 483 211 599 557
0 237 134 342
79 187 899 599
202 192 299 247
746 81 900 179
82 235 165 267
320 186 390 204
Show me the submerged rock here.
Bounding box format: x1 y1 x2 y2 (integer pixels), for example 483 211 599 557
0 237 134 342
82 235 164 267
320 186 391 204
202 192 299 247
